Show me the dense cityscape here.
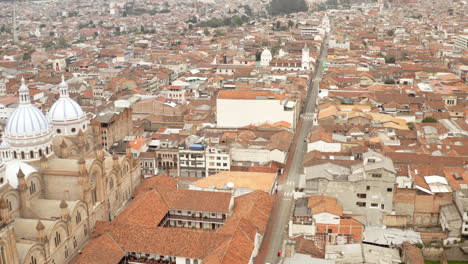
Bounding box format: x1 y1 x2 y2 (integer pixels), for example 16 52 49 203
0 0 467 263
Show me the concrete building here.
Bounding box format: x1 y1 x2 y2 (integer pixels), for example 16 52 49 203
216 90 298 129
454 35 468 52
439 204 462 245
302 150 396 225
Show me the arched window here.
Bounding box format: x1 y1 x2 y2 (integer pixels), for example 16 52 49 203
39 149 43 157
46 147 49 155
21 152 25 160
76 211 81 224
73 236 77 248
29 181 36 194
54 231 61 247
194 260 198 264
29 151 34 159
13 151 17 159
30 256 37 264
109 178 114 190
185 258 190 264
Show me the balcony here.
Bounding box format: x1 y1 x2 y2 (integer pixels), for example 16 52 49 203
165 213 225 223
127 256 175 264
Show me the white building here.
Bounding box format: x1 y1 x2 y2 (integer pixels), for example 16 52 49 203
216 90 298 129
454 35 468 52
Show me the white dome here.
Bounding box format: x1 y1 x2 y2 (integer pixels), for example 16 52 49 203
48 98 85 121
48 76 85 122
261 49 272 58
5 104 51 137
2 160 36 188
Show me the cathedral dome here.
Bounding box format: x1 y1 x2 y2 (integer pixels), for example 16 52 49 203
5 79 51 138
48 97 85 121
3 78 54 162
48 76 88 136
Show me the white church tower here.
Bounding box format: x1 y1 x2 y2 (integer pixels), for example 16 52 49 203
302 44 310 70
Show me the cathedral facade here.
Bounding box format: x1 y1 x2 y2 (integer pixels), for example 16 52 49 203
0 77 141 264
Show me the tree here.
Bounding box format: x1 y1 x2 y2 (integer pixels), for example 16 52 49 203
203 28 210 36
387 29 395 36
407 122 415 130
384 79 395 84
268 0 308 16
188 24 193 30
288 20 294 28
385 56 396 64
276 21 281 30
422 117 438 123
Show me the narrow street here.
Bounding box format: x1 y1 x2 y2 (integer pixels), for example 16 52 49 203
262 31 330 264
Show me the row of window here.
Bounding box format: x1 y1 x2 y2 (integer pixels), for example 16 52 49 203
356 202 385 210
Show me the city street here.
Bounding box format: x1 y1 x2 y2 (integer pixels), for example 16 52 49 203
262 31 330 264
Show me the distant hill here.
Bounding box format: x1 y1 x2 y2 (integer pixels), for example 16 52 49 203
268 0 308 16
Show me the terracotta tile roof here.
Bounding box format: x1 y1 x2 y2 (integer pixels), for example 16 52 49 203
93 221 231 260
114 190 168 227
132 175 178 196
158 188 232 213
70 233 125 264
217 90 285 100
308 195 343 216
289 236 324 258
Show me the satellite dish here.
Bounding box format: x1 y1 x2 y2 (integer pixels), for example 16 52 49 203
226 182 235 189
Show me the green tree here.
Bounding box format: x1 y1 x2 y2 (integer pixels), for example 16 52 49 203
268 0 308 16
385 56 396 64
384 79 395 84
422 117 438 123
387 29 395 36
203 28 210 36
288 20 294 28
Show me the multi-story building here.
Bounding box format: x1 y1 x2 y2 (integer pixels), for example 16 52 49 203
205 146 230 176
216 90 299 129
92 104 133 150
178 145 231 177
302 150 396 225
178 146 206 177
453 187 468 236
454 35 468 52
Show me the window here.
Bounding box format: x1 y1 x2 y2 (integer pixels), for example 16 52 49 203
30 256 37 264
366 186 370 191
387 188 393 192
64 245 69 258
84 224 88 236
186 259 190 264
29 181 36 194
357 193 366 198
71 128 76 133
370 203 379 208
356 202 366 207
73 237 77 248
368 159 375 163
371 173 382 178
194 260 199 264
56 129 61 134
76 211 82 224
30 151 34 159
381 204 385 210
54 232 62 247
327 229 332 233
